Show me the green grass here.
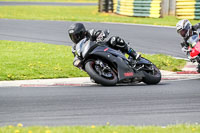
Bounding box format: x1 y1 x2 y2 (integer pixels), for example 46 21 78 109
0 124 200 133
0 0 97 3
0 6 199 26
0 40 186 81
0 40 88 80
142 54 186 72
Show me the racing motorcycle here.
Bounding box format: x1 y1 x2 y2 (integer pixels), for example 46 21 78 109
184 29 200 72
73 32 161 86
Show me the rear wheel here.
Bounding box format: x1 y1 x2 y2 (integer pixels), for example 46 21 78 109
85 59 118 86
136 58 161 85
142 63 161 85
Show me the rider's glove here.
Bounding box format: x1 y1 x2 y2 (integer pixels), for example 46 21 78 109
180 42 186 48
181 46 188 52
71 46 76 57
95 30 106 42
88 29 109 42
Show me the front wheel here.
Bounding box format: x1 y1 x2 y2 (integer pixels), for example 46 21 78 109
85 60 118 86
197 63 200 73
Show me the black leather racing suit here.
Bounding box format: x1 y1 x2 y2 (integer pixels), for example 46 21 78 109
72 29 139 62
181 23 200 49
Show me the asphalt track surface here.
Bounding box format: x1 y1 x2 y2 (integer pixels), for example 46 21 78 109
0 1 97 6
0 19 184 58
0 79 200 126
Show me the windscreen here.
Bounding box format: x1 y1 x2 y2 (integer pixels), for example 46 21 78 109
75 38 87 56
187 34 199 48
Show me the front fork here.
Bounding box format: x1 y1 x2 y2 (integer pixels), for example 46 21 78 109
128 56 154 72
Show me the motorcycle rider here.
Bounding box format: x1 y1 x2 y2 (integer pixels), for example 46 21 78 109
176 19 200 72
68 23 140 67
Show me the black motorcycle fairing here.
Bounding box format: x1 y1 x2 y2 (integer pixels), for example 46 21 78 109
91 45 128 61
136 57 152 65
88 46 144 81
81 40 99 58
135 57 155 73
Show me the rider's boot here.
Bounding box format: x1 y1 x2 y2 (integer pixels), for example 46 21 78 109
127 47 141 61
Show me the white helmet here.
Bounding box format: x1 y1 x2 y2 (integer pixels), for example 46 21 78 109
176 19 192 38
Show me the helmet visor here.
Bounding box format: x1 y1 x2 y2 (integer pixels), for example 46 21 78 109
69 32 81 44
184 23 191 31
179 29 187 37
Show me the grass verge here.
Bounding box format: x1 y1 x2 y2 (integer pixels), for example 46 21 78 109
0 0 97 3
142 54 186 72
0 124 200 133
0 40 186 81
0 6 199 26
0 40 88 80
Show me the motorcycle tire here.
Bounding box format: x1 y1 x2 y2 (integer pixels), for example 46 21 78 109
197 64 200 73
85 60 118 86
142 64 161 85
